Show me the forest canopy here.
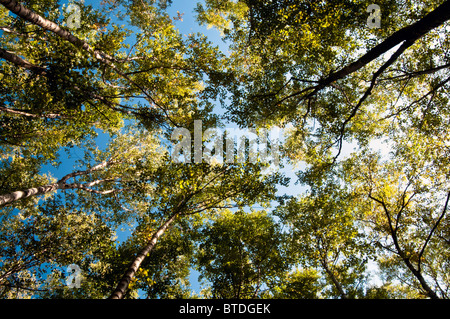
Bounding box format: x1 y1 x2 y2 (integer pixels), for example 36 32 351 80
0 0 449 299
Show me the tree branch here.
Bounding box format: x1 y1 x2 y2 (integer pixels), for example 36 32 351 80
0 47 47 75
368 191 440 299
0 104 64 119
330 39 415 164
418 191 450 272
315 0 450 89
0 0 169 119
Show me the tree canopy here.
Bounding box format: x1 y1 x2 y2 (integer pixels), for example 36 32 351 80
0 0 449 299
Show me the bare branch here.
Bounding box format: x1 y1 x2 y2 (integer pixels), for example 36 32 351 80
330 39 415 164
418 191 450 272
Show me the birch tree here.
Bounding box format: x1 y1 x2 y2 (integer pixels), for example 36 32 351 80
0 128 165 209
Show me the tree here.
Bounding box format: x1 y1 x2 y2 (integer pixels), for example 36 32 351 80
271 268 323 299
1 0 449 300
197 0 450 164
109 161 286 299
275 180 372 299
195 0 450 299
342 146 450 299
0 127 165 210
194 209 289 299
0 196 115 298
0 0 124 164
0 127 165 297
0 0 225 168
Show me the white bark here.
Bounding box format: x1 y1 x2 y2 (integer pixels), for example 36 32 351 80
0 184 58 206
0 158 118 206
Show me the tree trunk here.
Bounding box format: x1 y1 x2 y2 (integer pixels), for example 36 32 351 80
0 0 99 58
109 212 179 299
0 47 47 75
0 158 116 206
0 181 117 206
0 184 63 206
321 258 348 299
369 194 440 299
401 257 439 299
0 0 162 112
